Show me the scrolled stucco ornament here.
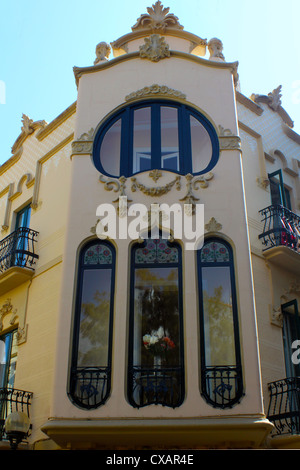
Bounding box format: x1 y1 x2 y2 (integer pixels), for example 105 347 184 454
132 1 184 32
139 34 170 62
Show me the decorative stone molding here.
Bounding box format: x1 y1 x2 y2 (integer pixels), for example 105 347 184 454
218 126 242 151
180 172 214 214
94 42 111 64
256 177 270 190
267 85 282 112
149 169 162 182
269 305 283 328
11 114 47 158
125 84 186 102
139 34 170 62
100 170 213 216
250 86 294 128
0 299 18 331
205 217 222 233
132 1 184 32
208 38 225 61
131 174 181 196
71 128 94 155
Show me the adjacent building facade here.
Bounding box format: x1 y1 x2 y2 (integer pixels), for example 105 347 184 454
0 3 299 450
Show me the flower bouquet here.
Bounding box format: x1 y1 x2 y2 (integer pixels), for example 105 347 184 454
143 327 175 359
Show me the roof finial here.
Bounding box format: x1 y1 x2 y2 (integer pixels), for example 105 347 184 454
132 1 184 32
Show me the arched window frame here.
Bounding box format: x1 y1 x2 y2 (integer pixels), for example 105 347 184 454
127 234 185 409
197 237 244 409
68 239 116 409
93 99 219 178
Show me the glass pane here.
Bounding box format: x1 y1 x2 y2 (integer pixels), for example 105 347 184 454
77 269 112 367
7 331 18 388
83 244 112 265
0 331 18 389
201 241 229 263
100 118 121 176
161 107 179 171
133 107 151 172
135 239 178 264
201 266 236 366
190 115 212 173
133 267 180 368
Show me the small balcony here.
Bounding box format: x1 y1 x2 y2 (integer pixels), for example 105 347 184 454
0 227 39 294
0 388 33 444
258 205 300 274
267 377 300 438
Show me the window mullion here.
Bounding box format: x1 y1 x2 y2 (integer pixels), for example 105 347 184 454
179 107 191 174
120 108 132 177
151 104 161 169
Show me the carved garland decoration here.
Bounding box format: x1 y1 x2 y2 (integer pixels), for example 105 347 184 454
99 171 214 216
125 84 186 102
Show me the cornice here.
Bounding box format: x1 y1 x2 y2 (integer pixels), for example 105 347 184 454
111 28 207 53
73 50 239 86
235 91 263 116
250 86 294 128
36 101 76 141
282 122 300 145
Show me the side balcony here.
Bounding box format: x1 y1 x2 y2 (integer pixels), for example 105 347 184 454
0 388 33 449
258 205 300 274
267 377 300 448
0 227 39 295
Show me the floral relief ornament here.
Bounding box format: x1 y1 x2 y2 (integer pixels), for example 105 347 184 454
139 34 170 62
132 1 184 32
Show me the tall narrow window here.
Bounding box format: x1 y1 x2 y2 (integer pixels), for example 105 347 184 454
69 240 115 409
197 238 243 408
268 170 291 209
0 329 18 389
282 300 300 378
128 236 184 408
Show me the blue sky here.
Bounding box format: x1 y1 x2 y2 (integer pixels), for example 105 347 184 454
1 0 299 165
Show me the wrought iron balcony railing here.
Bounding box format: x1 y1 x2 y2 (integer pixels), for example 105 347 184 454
128 365 184 408
0 388 33 441
0 227 39 273
69 366 111 409
201 365 244 409
267 377 300 436
259 205 300 252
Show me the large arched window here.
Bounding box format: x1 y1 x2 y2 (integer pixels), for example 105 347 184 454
69 240 115 409
128 235 185 408
93 100 219 178
197 238 243 408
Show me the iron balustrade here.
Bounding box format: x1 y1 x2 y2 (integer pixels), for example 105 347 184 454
258 205 300 252
267 377 300 436
0 227 39 273
128 366 184 408
201 365 244 409
69 367 111 409
0 388 33 440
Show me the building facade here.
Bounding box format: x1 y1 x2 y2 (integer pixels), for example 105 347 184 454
0 2 299 450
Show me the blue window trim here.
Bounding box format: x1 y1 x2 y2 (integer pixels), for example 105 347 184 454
68 239 116 409
93 99 219 178
127 235 185 408
197 237 244 409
